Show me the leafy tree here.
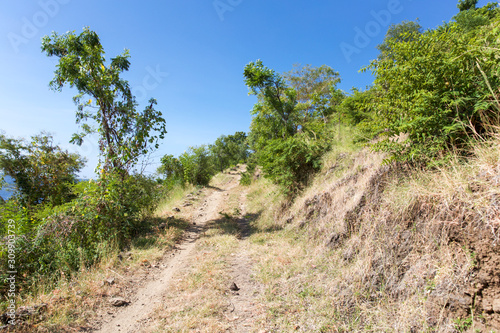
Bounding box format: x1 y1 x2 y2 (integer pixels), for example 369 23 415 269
157 154 183 182
364 5 500 164
0 133 85 208
258 134 327 195
454 1 498 30
244 60 299 142
179 146 214 186
377 20 422 60
41 27 167 173
284 64 343 125
244 61 336 193
458 0 478 11
342 87 377 125
210 131 249 172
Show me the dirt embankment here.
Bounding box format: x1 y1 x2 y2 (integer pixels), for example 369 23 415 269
280 148 500 332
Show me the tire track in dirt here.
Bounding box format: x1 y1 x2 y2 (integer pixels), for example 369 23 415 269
94 179 233 333
224 189 264 332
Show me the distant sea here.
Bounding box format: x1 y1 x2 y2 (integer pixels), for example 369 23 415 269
1 175 15 200
0 176 89 201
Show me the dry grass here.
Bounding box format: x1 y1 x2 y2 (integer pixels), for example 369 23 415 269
10 133 500 331
6 186 192 332
147 176 245 333
241 134 500 332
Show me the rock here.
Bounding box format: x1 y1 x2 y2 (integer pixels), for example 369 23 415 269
173 207 181 212
493 299 500 313
109 297 130 307
105 277 115 286
229 282 240 291
182 202 192 207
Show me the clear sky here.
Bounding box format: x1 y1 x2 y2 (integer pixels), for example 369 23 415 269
0 0 493 178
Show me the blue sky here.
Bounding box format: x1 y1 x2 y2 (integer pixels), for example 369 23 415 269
0 0 492 178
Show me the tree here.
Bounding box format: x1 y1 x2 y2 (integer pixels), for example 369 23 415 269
179 146 214 186
364 5 500 164
0 133 85 208
157 154 183 180
244 60 299 142
209 132 249 172
454 1 498 30
244 62 334 194
284 64 343 124
377 20 423 60
41 27 167 174
458 0 478 12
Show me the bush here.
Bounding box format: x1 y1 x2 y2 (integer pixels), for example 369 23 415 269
364 5 500 164
258 134 328 195
0 172 163 290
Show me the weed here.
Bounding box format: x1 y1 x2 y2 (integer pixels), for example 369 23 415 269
454 316 473 332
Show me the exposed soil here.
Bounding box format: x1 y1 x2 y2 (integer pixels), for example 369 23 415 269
223 189 264 332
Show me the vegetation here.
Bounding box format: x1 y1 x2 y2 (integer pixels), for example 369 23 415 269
1 1 500 330
41 27 166 173
362 3 500 164
243 61 343 194
0 133 85 209
157 131 250 187
0 28 169 309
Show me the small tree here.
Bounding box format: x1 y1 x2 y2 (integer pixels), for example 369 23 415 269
41 27 167 174
458 0 478 12
244 60 299 141
0 133 85 208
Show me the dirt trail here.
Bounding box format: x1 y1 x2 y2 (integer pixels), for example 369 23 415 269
95 176 236 332
224 189 263 332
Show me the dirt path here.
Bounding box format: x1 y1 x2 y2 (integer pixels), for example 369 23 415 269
224 189 263 332
95 177 235 332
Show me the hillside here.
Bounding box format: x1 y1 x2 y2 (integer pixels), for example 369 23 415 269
5 134 500 332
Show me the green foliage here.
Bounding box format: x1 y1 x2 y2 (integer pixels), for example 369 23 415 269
244 60 299 141
258 133 329 195
41 27 166 172
453 316 473 332
158 131 250 187
458 0 478 12
363 5 500 164
454 2 498 30
244 61 342 194
239 172 251 186
376 20 422 60
341 87 378 128
157 154 184 187
179 145 214 186
0 132 85 208
284 64 343 124
209 131 249 172
0 173 163 288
